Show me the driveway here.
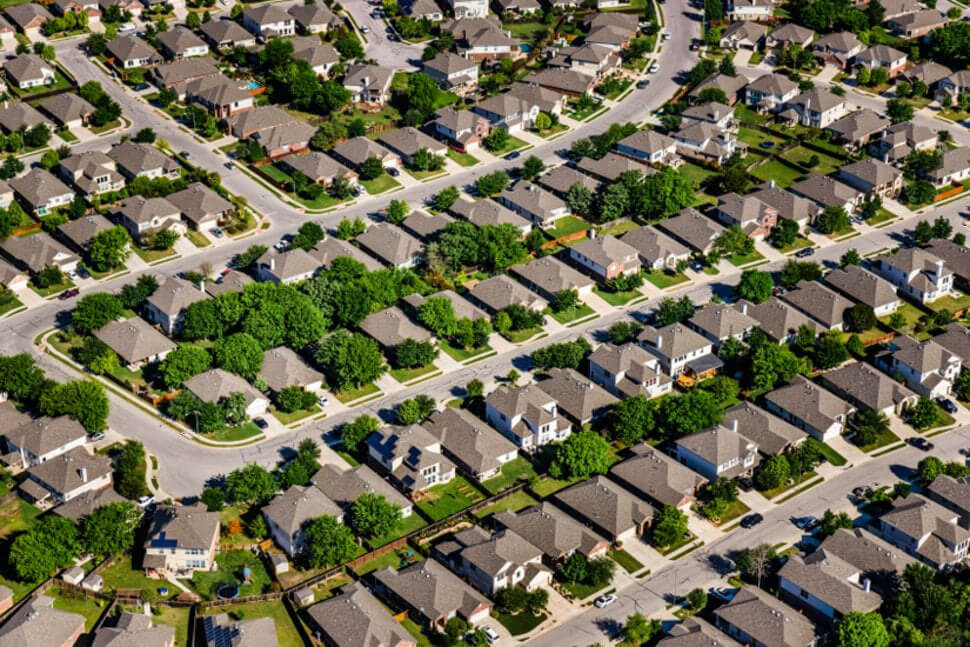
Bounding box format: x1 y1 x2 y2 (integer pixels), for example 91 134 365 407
339 0 425 69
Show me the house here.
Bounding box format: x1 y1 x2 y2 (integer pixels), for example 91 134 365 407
554 475 654 542
98 0 144 17
91 613 176 647
930 322 970 370
403 289 487 324
199 18 257 50
56 151 125 198
687 303 759 347
53 0 100 21
39 93 95 129
446 17 519 60
142 504 219 577
305 583 417 647
357 223 424 268
378 127 447 166
790 174 863 213
423 52 480 93
576 152 650 183
584 13 638 51
113 196 183 242
0 231 78 275
0 102 47 134
547 43 619 79
837 159 903 198
928 146 970 187
21 447 112 505
522 68 596 98
451 197 532 234
495 0 540 12
281 152 356 186
474 82 564 131
0 258 29 292
568 234 640 282
928 239 970 291
714 587 818 647
854 45 907 78
438 525 551 596
764 375 855 441
256 248 319 285
109 141 181 180
784 88 849 128
510 256 594 301
689 73 748 105
242 5 295 40
244 121 315 158
9 168 75 216
262 485 342 557
156 27 209 60
615 129 680 166
767 23 815 49
4 4 53 40
818 527 917 596
0 16 13 48
227 105 297 138
3 54 54 90
205 270 254 299
445 0 488 18
901 61 952 90
713 192 778 240
202 615 279 647
681 102 737 130
779 280 854 331
185 369 269 418
185 74 255 118
4 416 87 468
372 560 492 631
287 3 342 34
779 548 884 621
824 265 900 316
406 0 444 21
399 211 455 244
660 618 742 647
657 208 726 254
720 20 769 50
258 346 324 395
638 323 719 380
494 502 609 565
292 38 340 77
424 408 519 481
588 342 673 400
0 596 85 647
887 9 948 39
749 184 821 228
166 183 234 233
876 248 954 303
53 486 124 523
331 136 402 172
93 317 177 369
876 335 960 399
485 383 571 451
673 424 759 482
726 0 772 20
537 368 619 425
935 70 970 102
145 277 210 334
723 401 807 456
432 107 490 151
825 109 891 149
619 225 690 271
468 274 547 314
344 64 395 105
881 0 922 19
106 35 159 68
611 443 703 510
744 73 800 112
308 237 383 272
0 180 11 210
312 463 413 517
671 121 739 165
879 493 970 568
359 306 431 349
926 474 970 524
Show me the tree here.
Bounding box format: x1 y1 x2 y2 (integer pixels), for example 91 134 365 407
87 33 107 55
275 386 316 413
657 390 723 439
532 339 592 370
418 296 457 338
909 396 939 429
656 296 696 326
771 218 800 249
289 221 325 251
533 111 552 132
931 214 953 240
483 128 510 152
157 345 211 389
607 320 642 345
72 292 123 334
87 225 131 272
304 515 358 568
81 502 140 558
9 515 80 582
623 613 660 645
816 206 850 234
351 492 402 539
435 185 459 211
522 155 545 180
393 339 437 369
813 330 849 369
226 464 277 505
115 440 149 499
652 505 688 547
886 98 915 124
336 217 366 240
565 182 594 216
736 270 773 304
476 170 510 196
213 333 263 379
818 508 854 539
956 369 970 402
0 155 22 180
386 199 409 224
840 248 862 268
733 543 774 586
201 487 225 511
755 454 791 491
315 330 386 391
905 181 935 206
39 380 109 434
549 430 611 480
339 414 379 453
360 156 384 181
396 394 436 425
917 456 944 485
846 303 877 332
837 612 891 647
686 587 708 611
697 87 729 104
610 395 656 445
551 289 579 313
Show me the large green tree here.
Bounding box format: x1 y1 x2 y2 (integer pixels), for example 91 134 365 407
9 515 80 582
651 505 688 547
350 492 402 539
837 612 891 647
226 463 277 505
87 226 131 272
549 430 611 479
39 380 109 433
158 345 212 389
81 501 141 558
72 292 123 334
213 332 264 379
339 414 380 454
304 515 358 568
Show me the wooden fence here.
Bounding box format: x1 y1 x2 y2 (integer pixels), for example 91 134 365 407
935 184 964 202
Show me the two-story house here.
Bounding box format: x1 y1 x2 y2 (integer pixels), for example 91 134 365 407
423 51 480 93
587 342 673 400
615 129 680 167
145 277 210 334
784 88 849 128
568 234 640 282
879 494 970 569
854 44 908 78
262 485 342 557
713 192 778 241
431 107 490 152
638 323 720 380
876 248 954 304
367 425 457 495
241 5 295 40
673 424 759 482
142 505 220 577
485 384 571 452
764 375 855 441
876 335 961 399
435 526 551 595
744 73 799 112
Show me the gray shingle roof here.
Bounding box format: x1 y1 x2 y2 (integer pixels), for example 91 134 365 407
27 447 111 499
205 269 253 298
378 126 444 157
714 587 817 647
494 501 607 560
638 323 710 361
145 504 219 551
283 152 352 183
5 415 86 457
1 231 78 273
620 225 690 265
262 484 341 535
569 234 639 272
109 141 180 177
153 57 220 87
824 265 899 310
450 197 530 229
657 208 725 252
723 401 806 456
156 27 207 56
537 164 600 195
147 277 209 317
257 346 323 392
675 425 759 477
311 463 411 509
257 247 319 281
820 361 917 411
4 4 53 30
53 486 125 522
94 316 177 365
227 105 295 136
401 211 454 242
738 297 822 341
764 375 855 432
0 596 84 647
554 475 654 539
468 274 547 312
357 222 424 266
4 54 52 85
778 550 882 616
779 280 854 328
199 18 254 44
510 256 592 296
287 2 340 29
106 35 158 62
536 367 619 423
91 612 176 647
660 617 741 647
184 368 265 407
39 92 95 126
688 303 758 341
166 182 233 225
331 136 398 167
305 583 413 647
818 527 916 583
359 306 431 347
308 237 384 271
424 51 478 76
839 158 902 187
611 444 703 508
8 168 73 207
373 559 490 623
576 152 649 183
425 407 518 476
827 108 890 142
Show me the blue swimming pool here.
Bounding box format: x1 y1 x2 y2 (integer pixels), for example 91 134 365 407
246 80 262 91
520 44 532 53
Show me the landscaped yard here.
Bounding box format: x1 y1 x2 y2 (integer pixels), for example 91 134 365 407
728 250 765 266
866 208 896 226
440 340 493 363
151 604 191 646
495 611 547 636
879 302 930 340
11 68 72 97
501 326 544 343
781 146 844 175
776 235 814 254
185 229 210 248
0 293 24 317
596 219 639 237
609 548 645 574
361 174 401 195
853 427 901 453
749 159 805 187
272 404 321 426
536 123 569 139
678 162 717 189
645 269 689 289
485 134 531 156
0 495 41 539
191 550 272 599
548 302 596 325
594 286 643 306
352 548 414 576
911 402 956 432
201 601 304 647
758 470 819 500
737 127 787 150
805 438 847 467
712 499 750 526
203 422 262 443
335 382 381 403
101 555 179 600
405 167 448 181
389 362 440 384
927 291 970 314
544 215 589 240
559 578 609 600
29 276 75 298
364 511 428 549
502 21 548 39
49 587 107 630
416 476 485 521
473 489 538 519
132 245 177 264
481 456 538 494
447 149 479 167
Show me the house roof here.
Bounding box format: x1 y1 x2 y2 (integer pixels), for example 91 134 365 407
368 424 454 491
554 475 654 538
878 247 952 284
721 20 768 42
778 550 882 616
374 559 490 622
714 587 817 647
485 383 559 434
308 237 384 271
257 247 319 281
379 126 444 157
357 222 424 266
106 35 158 62
688 73 747 100
401 211 454 241
305 583 414 647
881 493 970 564
688 303 758 341
933 321 970 365
660 617 742 647
723 401 806 456
779 280 854 328
764 375 855 431
292 38 340 69
205 269 254 298
815 30 863 52
115 195 180 228
657 208 725 252
1 231 78 274
676 425 759 477
840 158 902 187
94 317 177 365
523 67 595 94
903 60 951 86
927 238 970 282
822 362 917 411
257 346 323 392
824 265 899 310
538 165 600 196
789 87 845 113
495 501 607 560
227 105 294 135
53 486 125 522
611 444 704 508
0 596 84 647
4 54 51 84
404 289 487 323
501 182 568 222
154 57 219 86
638 323 710 360
468 274 547 312
856 44 906 65
8 168 73 207
769 22 814 43
311 463 411 509
570 234 638 270
199 18 254 43
929 146 970 182
4 3 53 30
450 197 530 229
183 368 265 407
819 527 916 581
263 484 341 535
243 4 290 24
39 92 95 126
447 526 545 579
927 474 970 518
537 367 618 422
887 9 947 30
166 183 233 225
344 63 394 90
434 106 483 134
511 256 592 296
425 407 518 475
145 504 219 551
257 121 317 152
359 306 431 347
749 185 821 223
202 615 279 647
146 277 208 316
157 26 207 55
331 136 398 166
827 108 890 141
620 225 689 264
424 51 478 76
287 2 340 29
27 447 111 498
109 141 180 176
576 152 649 183
5 416 86 457
91 613 176 647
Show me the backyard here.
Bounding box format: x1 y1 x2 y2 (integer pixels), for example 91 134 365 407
416 476 485 521
473 490 539 519
780 146 844 175
544 215 589 240
190 550 272 600
201 601 304 647
748 159 804 187
481 456 538 494
49 587 107 630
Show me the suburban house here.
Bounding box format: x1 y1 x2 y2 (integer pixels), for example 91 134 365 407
287 3 342 33
106 35 159 68
576 152 648 184
309 237 383 272
657 208 726 254
199 19 257 50
183 369 269 419
407 0 445 20
819 361 918 417
928 146 970 187
357 223 424 268
779 280 855 330
311 463 414 518
494 502 609 565
185 74 255 118
109 141 181 181
0 231 79 276
359 306 432 351
790 173 864 212
343 64 395 105
431 107 490 152
142 505 220 577
485 383 571 451
887 9 948 38
262 485 342 557
638 323 719 380
610 443 703 510
876 335 960 399
446 17 519 60
784 88 849 128
423 51 480 93
723 401 806 456
498 183 569 228
681 102 737 130
588 342 673 400
91 613 177 647
473 84 563 132
166 183 234 233
689 72 748 105
404 289 487 326
876 248 954 304
9 168 76 216
671 121 739 165
510 256 593 301
468 274 548 314
536 368 619 426
0 596 85 647
522 67 596 98
227 105 296 139
927 238 970 291
281 152 357 187
686 303 759 348
202 616 279 647
854 45 908 78
837 159 903 198
719 20 769 49
817 528 916 598
368 425 457 494
3 54 54 89
902 61 952 90
424 407 519 481
434 525 550 595
568 234 641 282
764 375 855 441
4 4 53 40
249 120 317 160
292 38 340 77
767 23 815 49
778 549 883 621
714 587 818 647
726 0 773 20
0 103 54 134
926 474 970 524
401 211 456 243
305 584 417 647
21 447 113 506
451 197 532 234
553 475 654 543
55 151 125 198
257 346 324 394
713 192 778 241
879 493 970 568
39 93 95 129
673 424 760 482
113 196 183 243
4 416 87 468
619 225 690 271
0 259 26 293
662 618 742 647
372 560 492 632
826 109 891 150
156 27 209 60
745 73 800 112
824 265 900 317
615 129 680 167
814 31 865 68
378 127 447 166
93 317 177 370
929 322 970 370
241 5 295 40
330 136 402 172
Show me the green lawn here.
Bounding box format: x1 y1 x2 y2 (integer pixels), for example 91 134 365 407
29 276 75 298
0 293 24 318
272 404 321 426
473 490 539 518
364 511 428 549
805 437 847 467
495 611 547 636
361 174 402 195
926 291 970 314
711 499 750 526
530 475 581 498
536 123 569 139
389 362 439 384
185 229 210 248
559 578 609 600
90 119 123 134
501 326 544 343
548 302 596 325
335 382 381 403
335 448 361 466
645 269 689 289
879 302 930 340
777 235 814 254
737 127 787 150
405 167 448 181
781 146 844 174
544 215 589 240
447 149 479 167
10 68 72 97
867 208 896 226
596 220 639 237
679 162 717 189
401 616 435 647
594 286 643 306
151 604 191 646
353 548 414 576
49 587 107 630
0 496 41 539
609 548 645 574
484 134 530 156
416 476 485 521
481 456 538 494
100 555 179 600
758 470 819 500
201 601 304 647
749 159 805 187
853 427 901 453
132 246 176 264
191 550 272 600
56 128 78 143
440 341 493 363
502 21 547 38
728 250 766 266
203 422 262 443
911 402 956 432
734 103 769 126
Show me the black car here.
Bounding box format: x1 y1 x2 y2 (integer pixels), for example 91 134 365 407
795 248 815 258
636 80 650 89
740 513 764 529
737 477 754 492
937 398 958 414
504 151 521 160
254 417 268 430
386 167 399 177
908 437 934 451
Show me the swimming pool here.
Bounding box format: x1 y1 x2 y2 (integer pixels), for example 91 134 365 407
246 80 262 90
520 44 532 53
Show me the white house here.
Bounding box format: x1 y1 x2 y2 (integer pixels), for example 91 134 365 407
876 248 954 304
484 384 571 452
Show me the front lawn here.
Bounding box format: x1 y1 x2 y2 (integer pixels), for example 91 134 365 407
473 490 538 519
447 149 479 167
481 456 538 494
543 215 589 240
758 470 819 500
185 229 210 248
0 294 24 318
609 548 645 574
90 119 123 134
416 476 485 521
191 550 272 600
201 601 304 647
361 174 401 195
728 250 765 266
484 134 530 156
389 362 439 384
272 404 321 426
405 167 448 181
749 159 804 187
495 611 547 636
559 578 609 600
709 499 750 526
203 422 262 443
593 286 643 306
440 340 493 363
805 437 847 467
132 246 176 264
852 426 901 453
335 382 381 403
10 68 72 97
866 208 896 226
645 269 689 289
548 302 596 325
910 402 955 432
501 326 544 343
29 276 75 298
777 235 813 253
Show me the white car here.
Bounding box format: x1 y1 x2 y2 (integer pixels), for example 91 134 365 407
594 594 617 608
137 495 155 508
662 31 672 39
361 25 370 33
649 63 659 73
480 626 500 643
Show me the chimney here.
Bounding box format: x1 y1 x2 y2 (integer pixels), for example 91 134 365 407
862 578 871 592
769 179 775 188
739 302 748 315
731 419 738 434
588 228 596 239
197 280 205 292
655 334 662 348
79 467 88 483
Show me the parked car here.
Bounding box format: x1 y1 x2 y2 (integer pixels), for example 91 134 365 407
88 431 105 442
59 288 80 300
662 31 672 39
254 417 269 430
937 398 958 414
737 477 754 492
505 151 520 160
648 63 659 73
361 25 370 33
594 594 617 608
137 495 155 508
792 515 817 530
211 227 224 238
740 513 764 529
225 162 235 170
636 79 650 89
709 587 738 602
134 83 150 91
795 248 815 258
480 626 500 643
908 437 934 451
386 167 399 177
181 151 191 160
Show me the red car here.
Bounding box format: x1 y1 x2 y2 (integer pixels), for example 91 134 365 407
59 288 80 300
